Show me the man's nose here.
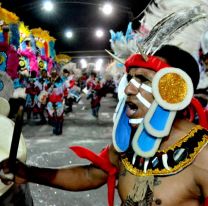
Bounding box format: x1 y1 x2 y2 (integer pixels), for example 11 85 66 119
124 81 139 96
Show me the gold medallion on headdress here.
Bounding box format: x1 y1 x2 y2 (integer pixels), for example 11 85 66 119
152 67 193 111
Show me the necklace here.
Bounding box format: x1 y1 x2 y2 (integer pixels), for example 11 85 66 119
121 125 208 176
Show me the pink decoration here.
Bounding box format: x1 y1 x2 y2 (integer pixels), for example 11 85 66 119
47 58 53 74
18 48 38 75
0 42 19 79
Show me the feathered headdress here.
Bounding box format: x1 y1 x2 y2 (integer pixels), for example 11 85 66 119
141 0 208 56
108 22 142 61
31 28 56 58
107 0 208 63
0 6 19 24
19 22 31 43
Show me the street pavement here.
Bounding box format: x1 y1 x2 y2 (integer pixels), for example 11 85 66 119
22 94 121 206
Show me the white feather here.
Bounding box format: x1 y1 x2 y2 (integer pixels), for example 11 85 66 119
142 0 208 55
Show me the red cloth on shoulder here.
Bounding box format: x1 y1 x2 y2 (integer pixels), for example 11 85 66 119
69 145 118 206
203 197 208 206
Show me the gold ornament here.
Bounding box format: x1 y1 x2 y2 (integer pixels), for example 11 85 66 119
159 73 187 103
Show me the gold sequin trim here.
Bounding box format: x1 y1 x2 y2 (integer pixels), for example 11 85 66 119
122 125 208 176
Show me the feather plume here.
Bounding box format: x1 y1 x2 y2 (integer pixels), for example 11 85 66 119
109 23 141 60
31 28 55 58
142 0 208 55
0 6 19 24
19 22 31 43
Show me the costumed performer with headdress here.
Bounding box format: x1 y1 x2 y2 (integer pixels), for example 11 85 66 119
46 68 67 135
1 2 208 206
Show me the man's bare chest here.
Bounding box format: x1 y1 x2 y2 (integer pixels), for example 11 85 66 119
118 167 200 206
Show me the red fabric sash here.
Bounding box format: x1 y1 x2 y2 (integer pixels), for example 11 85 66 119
191 98 208 129
203 197 208 206
69 146 118 206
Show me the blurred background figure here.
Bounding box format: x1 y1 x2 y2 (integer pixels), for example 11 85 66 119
25 70 39 122
35 69 49 124
86 72 103 118
46 69 66 135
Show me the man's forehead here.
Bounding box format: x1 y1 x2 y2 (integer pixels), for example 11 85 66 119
128 67 156 76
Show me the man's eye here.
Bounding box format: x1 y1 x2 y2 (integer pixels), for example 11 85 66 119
135 75 149 83
127 74 132 82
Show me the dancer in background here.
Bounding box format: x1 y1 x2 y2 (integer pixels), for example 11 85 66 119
46 69 66 135
35 69 49 124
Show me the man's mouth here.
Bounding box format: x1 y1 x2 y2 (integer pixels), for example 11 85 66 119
126 101 139 117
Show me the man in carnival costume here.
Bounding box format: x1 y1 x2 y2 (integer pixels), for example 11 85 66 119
1 3 208 206
34 68 49 124
46 68 67 135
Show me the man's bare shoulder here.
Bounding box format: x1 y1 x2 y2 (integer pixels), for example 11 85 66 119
108 144 120 168
193 143 208 168
192 143 208 198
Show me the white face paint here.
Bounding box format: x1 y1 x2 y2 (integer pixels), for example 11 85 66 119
136 93 151 109
127 78 153 124
112 68 155 153
129 118 143 124
124 68 155 126
130 78 152 109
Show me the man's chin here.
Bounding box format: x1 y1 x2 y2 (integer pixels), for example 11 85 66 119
130 123 139 128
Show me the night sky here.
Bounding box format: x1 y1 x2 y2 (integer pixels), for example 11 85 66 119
1 0 150 57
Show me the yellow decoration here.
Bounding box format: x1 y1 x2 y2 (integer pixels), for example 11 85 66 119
19 22 31 43
31 28 55 41
159 73 187 103
55 54 71 64
0 54 5 64
0 6 19 24
19 58 26 67
31 27 56 48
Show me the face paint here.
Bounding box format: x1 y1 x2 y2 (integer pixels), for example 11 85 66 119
113 67 194 159
129 78 152 108
132 68 194 158
130 79 141 89
141 83 152 93
136 93 151 109
129 118 143 124
113 73 154 152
